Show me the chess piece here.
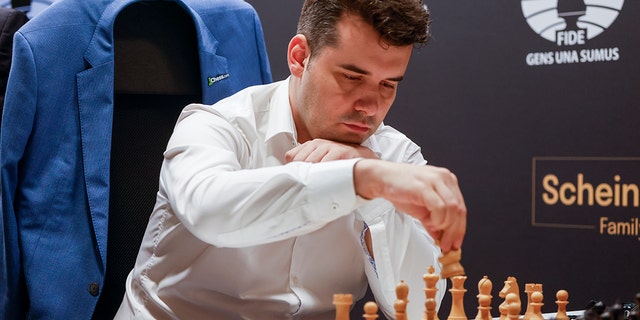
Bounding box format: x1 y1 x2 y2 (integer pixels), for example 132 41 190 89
499 277 520 320
506 293 521 320
523 283 543 320
447 275 468 320
426 298 438 320
334 294 353 320
424 265 440 320
529 291 544 320
397 280 409 304
475 276 493 320
439 248 465 278
395 299 407 320
601 301 624 320
363 301 379 320
581 300 606 320
395 280 409 320
555 290 570 320
629 292 640 320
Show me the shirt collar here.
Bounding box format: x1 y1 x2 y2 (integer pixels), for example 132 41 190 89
265 78 297 145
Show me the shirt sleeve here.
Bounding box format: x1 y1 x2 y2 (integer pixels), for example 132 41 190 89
159 104 360 248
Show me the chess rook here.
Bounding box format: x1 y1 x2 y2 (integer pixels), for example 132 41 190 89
333 293 352 320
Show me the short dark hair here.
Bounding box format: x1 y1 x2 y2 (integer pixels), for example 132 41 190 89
297 0 431 56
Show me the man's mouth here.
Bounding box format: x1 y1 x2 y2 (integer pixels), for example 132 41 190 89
343 122 370 133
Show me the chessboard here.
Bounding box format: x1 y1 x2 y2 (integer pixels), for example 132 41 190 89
334 265 640 320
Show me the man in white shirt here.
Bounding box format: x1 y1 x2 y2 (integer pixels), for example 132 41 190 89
116 0 467 319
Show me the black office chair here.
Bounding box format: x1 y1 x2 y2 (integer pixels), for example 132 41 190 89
0 6 28 122
92 2 201 318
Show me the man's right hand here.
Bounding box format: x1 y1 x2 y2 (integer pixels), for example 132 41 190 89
353 159 467 253
285 138 379 163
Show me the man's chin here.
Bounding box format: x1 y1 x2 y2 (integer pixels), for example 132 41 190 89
322 132 369 145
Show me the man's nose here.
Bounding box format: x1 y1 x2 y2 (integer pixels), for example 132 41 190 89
353 87 379 116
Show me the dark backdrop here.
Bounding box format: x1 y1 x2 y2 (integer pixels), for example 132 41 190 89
246 0 640 318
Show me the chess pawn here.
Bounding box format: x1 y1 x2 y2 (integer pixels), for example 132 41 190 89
363 301 379 320
555 290 569 320
447 275 468 320
529 291 544 320
424 266 440 320
475 276 493 320
333 294 353 320
523 283 543 320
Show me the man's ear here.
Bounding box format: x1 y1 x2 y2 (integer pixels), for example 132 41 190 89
288 34 310 78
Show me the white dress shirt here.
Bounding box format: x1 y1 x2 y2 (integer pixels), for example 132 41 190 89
116 79 446 320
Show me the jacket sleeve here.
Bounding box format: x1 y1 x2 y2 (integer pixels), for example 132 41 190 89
0 30 39 319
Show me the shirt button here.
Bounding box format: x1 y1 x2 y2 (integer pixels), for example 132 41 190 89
332 203 339 210
88 282 100 296
292 276 299 285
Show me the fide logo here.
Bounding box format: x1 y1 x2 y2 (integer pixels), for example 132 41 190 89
522 0 624 66
521 0 624 46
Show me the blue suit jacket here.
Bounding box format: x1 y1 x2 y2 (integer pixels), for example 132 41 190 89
0 0 272 318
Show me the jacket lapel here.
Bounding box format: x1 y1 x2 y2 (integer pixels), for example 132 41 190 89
79 0 133 268
76 62 114 268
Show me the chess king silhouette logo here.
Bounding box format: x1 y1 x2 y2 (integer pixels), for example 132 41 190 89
521 0 624 46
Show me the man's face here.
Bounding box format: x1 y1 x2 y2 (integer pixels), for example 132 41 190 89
290 13 414 144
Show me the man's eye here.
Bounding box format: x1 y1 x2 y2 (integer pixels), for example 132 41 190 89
381 82 396 89
344 74 361 81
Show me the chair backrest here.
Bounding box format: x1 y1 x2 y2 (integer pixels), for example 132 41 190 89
0 7 28 122
92 2 201 318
